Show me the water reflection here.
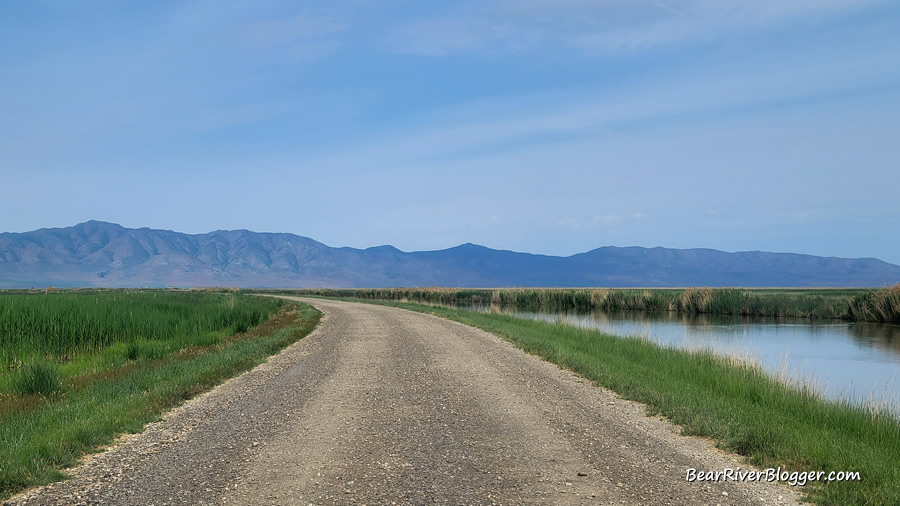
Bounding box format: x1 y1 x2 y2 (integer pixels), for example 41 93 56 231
848 322 900 356
459 304 900 413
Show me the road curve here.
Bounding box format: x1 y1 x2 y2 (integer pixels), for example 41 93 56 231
7 298 801 505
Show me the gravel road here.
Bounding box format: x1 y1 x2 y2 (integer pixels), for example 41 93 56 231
7 298 802 505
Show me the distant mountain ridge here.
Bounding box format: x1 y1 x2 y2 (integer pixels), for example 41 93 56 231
0 221 898 288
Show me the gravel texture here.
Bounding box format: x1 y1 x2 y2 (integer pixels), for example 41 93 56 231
6 298 804 505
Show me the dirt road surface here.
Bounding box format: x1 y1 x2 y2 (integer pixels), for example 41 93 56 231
7 298 802 505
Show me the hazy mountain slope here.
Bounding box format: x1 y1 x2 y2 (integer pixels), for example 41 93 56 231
1 221 898 288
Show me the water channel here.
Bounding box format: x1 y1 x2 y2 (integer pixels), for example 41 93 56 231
454 304 900 413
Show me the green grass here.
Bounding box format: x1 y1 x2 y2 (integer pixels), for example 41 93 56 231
849 285 900 323
330 298 899 505
272 286 900 322
0 290 279 367
0 293 320 499
12 361 62 397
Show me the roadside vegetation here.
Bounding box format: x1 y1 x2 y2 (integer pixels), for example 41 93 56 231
281 285 900 322
0 290 274 368
325 298 899 505
0 290 320 499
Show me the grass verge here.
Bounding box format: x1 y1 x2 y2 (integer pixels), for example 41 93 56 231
333 298 899 505
0 302 320 499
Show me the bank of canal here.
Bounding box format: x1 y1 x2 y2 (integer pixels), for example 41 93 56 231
456 305 900 413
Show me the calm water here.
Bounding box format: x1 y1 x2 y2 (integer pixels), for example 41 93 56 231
457 304 900 413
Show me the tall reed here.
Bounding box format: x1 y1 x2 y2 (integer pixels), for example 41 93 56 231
848 284 900 323
0 291 281 367
280 286 895 322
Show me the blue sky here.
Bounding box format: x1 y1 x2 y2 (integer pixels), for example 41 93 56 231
2 0 899 263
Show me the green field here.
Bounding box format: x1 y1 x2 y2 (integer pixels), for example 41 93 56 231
0 290 279 369
277 285 900 323
0 290 320 498
331 298 899 505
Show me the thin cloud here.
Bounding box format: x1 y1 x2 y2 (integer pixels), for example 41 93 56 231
599 214 622 225
234 14 346 62
298 45 899 170
237 15 345 48
193 101 297 131
793 210 812 223
386 0 884 55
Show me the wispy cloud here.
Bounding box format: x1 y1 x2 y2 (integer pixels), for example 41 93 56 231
3 0 898 262
386 0 885 55
552 214 623 229
598 214 622 225
237 15 345 47
235 14 346 61
298 43 900 170
192 100 298 131
792 210 812 223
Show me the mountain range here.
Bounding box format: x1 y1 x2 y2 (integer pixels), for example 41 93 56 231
0 221 898 288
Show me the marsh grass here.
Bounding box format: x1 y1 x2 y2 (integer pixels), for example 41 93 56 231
282 286 896 321
340 298 899 505
0 301 321 499
0 290 297 497
0 291 280 367
12 361 61 397
849 283 900 323
124 340 169 361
